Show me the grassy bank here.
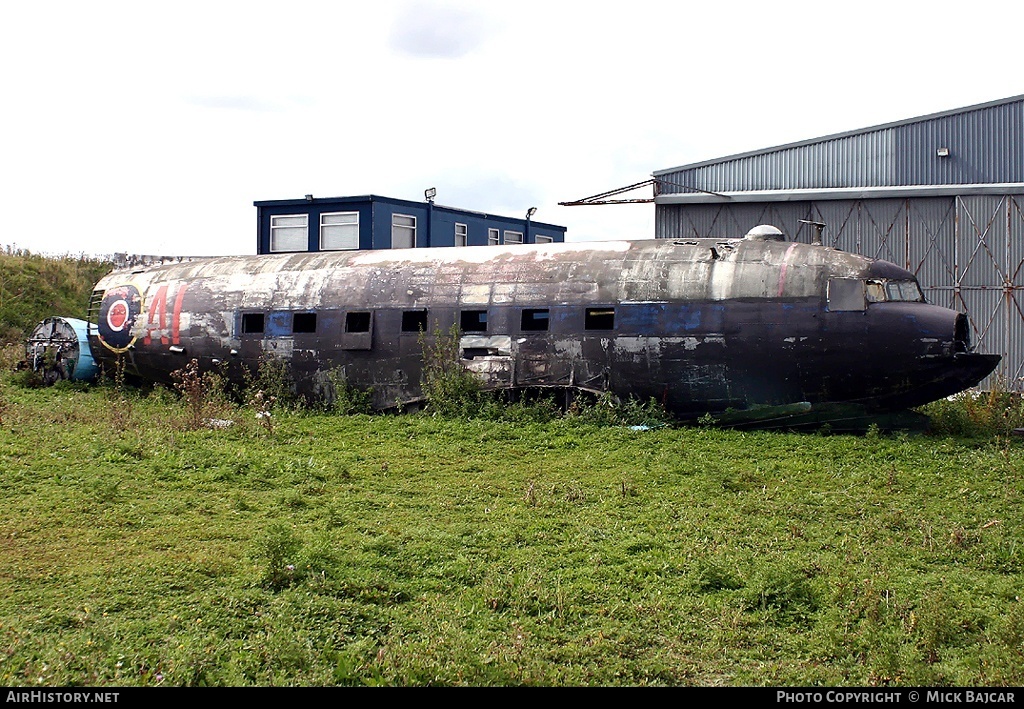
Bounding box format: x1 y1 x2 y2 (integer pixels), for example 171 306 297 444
0 249 113 344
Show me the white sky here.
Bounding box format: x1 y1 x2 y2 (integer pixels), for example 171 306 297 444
1 0 1021 257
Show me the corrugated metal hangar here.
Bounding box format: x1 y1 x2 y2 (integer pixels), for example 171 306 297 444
651 94 1024 390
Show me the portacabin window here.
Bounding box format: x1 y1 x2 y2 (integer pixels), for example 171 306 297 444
455 223 468 247
535 235 553 244
504 230 523 245
270 214 309 252
488 228 500 246
321 212 359 250
392 214 416 249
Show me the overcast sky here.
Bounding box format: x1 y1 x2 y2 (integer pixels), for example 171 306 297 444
2 0 1021 257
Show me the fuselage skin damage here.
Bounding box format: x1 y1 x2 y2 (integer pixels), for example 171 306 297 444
87 229 1000 424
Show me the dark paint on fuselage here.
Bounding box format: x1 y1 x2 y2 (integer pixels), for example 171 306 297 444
84 230 1000 425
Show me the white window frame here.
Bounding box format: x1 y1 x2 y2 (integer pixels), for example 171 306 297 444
504 230 523 245
535 234 553 244
392 213 417 249
455 222 468 247
488 228 500 246
320 211 359 251
270 214 309 252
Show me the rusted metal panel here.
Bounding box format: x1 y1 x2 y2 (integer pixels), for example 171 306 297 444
908 197 957 284
957 195 1011 287
958 288 1008 383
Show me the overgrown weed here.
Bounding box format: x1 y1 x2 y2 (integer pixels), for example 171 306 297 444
99 356 135 431
419 322 484 418
171 358 233 430
919 383 1024 438
418 322 674 426
251 522 303 591
315 366 374 415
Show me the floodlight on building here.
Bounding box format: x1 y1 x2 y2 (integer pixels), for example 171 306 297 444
936 147 950 157
425 187 437 202
304 194 314 201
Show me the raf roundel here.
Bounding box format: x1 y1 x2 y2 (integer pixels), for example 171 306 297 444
97 284 143 352
106 299 130 332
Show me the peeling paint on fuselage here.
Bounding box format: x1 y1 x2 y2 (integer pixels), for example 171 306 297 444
86 236 1000 419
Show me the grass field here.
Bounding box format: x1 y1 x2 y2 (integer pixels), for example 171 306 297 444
1 363 1023 687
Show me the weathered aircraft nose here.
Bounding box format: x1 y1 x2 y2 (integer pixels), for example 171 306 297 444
951 352 1002 389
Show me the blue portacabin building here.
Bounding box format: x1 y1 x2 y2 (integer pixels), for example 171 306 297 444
254 194 566 255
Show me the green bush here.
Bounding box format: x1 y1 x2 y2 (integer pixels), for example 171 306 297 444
251 522 303 591
419 322 484 417
919 386 1024 438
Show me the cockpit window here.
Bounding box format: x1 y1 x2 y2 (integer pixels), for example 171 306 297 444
865 279 925 304
887 280 924 302
865 281 886 303
827 279 866 312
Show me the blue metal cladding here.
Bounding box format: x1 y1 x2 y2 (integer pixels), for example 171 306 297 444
254 195 566 254
897 101 1024 185
655 96 1023 193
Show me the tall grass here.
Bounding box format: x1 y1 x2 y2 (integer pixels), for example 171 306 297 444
918 383 1024 439
1 354 1022 686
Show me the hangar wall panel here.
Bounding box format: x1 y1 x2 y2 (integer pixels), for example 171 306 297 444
655 96 1023 193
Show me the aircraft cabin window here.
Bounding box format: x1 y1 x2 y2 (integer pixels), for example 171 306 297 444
521 308 549 331
827 279 866 312
346 311 371 333
241 313 265 334
402 310 428 333
461 310 488 332
585 308 615 330
293 313 317 333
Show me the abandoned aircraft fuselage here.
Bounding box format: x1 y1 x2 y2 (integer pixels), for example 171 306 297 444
80 226 999 423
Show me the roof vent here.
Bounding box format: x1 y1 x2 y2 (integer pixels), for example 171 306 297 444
744 225 786 241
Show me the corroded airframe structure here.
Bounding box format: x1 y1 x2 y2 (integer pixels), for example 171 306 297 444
82 225 999 426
